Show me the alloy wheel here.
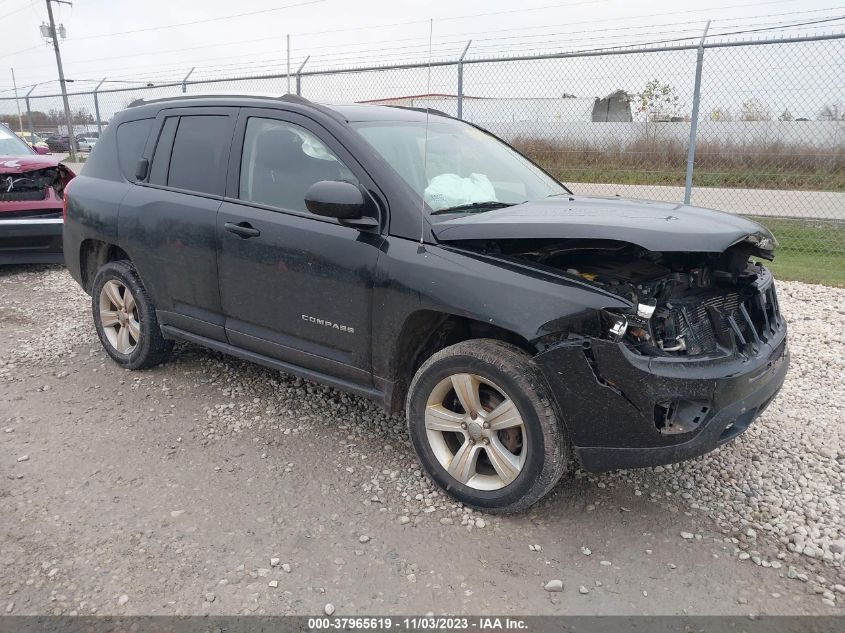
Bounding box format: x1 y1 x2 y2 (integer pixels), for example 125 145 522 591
99 279 140 354
424 373 527 490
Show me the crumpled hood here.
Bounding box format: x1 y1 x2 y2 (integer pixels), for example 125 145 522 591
431 196 776 254
0 154 69 174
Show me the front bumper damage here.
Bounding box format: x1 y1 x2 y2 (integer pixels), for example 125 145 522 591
1 162 72 265
534 282 789 472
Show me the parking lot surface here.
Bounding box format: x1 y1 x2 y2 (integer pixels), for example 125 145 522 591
1 266 843 616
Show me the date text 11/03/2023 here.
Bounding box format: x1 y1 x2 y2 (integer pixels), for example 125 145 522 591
307 617 529 630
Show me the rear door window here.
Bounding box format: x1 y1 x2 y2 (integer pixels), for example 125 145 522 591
166 115 231 196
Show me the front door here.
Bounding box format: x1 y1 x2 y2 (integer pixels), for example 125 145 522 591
217 109 384 385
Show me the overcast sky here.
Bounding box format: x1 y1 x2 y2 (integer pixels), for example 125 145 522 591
1 0 840 94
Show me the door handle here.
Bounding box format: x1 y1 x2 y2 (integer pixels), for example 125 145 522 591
224 221 261 238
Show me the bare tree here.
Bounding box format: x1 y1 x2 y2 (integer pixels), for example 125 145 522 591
71 107 95 124
740 98 771 121
47 108 65 125
818 102 844 121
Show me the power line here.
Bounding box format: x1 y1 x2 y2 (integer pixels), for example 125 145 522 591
239 0 801 40
461 13 845 55
20 18 842 92
13 2 839 79
1 0 819 70
6 1 841 91
1 0 36 19
57 24 845 91
127 13 845 76
0 43 46 61
68 0 327 41
56 0 606 47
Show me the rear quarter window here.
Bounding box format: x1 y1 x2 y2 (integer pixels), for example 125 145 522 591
116 118 154 181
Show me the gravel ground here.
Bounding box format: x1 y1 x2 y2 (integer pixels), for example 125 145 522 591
1 265 843 615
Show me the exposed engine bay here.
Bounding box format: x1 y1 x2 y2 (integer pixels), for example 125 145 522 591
456 238 780 358
0 166 71 203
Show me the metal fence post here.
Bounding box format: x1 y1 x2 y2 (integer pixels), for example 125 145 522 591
182 67 195 93
684 21 710 205
295 56 310 96
93 77 106 136
457 40 472 120
24 86 35 141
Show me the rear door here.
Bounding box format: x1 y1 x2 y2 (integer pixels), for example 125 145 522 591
118 107 237 341
217 108 384 384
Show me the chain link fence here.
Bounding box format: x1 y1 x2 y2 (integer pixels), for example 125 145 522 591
1 34 843 281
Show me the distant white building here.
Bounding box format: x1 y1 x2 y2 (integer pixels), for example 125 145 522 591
358 91 632 123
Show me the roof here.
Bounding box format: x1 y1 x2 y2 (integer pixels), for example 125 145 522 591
123 94 444 123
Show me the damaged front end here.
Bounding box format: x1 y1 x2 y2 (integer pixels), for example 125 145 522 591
555 239 778 359
0 163 74 264
453 236 789 472
470 236 781 359
1 164 73 206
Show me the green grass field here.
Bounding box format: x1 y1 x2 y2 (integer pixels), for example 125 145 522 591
549 167 845 192
752 218 845 286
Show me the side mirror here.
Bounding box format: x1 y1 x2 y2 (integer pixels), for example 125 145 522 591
305 180 369 219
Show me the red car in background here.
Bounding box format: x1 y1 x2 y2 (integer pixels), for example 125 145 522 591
1 122 75 264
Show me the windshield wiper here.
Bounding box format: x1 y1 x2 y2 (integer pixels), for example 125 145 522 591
430 201 516 215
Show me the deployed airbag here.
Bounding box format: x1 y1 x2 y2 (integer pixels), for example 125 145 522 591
424 173 496 211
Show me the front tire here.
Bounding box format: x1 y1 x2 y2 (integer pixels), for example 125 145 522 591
406 339 569 514
91 260 173 370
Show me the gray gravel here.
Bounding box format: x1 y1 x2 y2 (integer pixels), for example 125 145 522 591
1 265 843 614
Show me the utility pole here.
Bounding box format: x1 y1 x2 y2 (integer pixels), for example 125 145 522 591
10 68 24 134
44 0 76 161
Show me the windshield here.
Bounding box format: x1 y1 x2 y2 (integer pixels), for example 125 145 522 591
0 126 35 156
351 117 565 213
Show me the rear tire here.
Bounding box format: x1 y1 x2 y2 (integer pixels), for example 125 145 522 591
91 260 173 370
406 339 569 514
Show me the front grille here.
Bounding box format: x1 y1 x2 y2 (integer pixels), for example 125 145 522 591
731 281 783 352
0 189 47 202
661 280 782 356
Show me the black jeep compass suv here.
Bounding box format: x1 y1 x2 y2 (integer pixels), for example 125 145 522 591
64 95 788 513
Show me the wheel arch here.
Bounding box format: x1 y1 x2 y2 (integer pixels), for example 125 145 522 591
383 309 537 413
79 239 131 294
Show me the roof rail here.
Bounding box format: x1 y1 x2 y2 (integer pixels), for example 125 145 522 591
123 93 347 123
386 105 452 118
127 93 316 107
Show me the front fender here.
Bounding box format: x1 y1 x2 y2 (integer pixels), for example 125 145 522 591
372 237 628 377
